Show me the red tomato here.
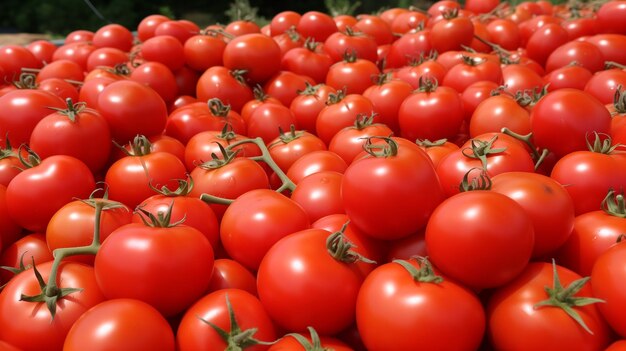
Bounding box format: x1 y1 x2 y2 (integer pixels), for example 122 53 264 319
329 115 393 164
491 172 575 258
0 89 65 146
63 298 175 351
297 11 338 42
430 12 474 54
263 71 315 107
315 92 374 145
592 240 626 338
270 11 301 36
247 103 296 144
460 80 500 122
489 262 612 350
0 142 22 188
154 20 198 44
392 58 448 90
46 198 132 265
545 40 605 74
290 171 344 223
269 329 352 351
196 66 253 113
325 54 380 95
442 54 503 93
26 39 57 65
501 64 544 95
220 189 310 271
223 33 282 85
52 42 96 72
0 261 105 351
486 18 521 50
530 89 611 159
584 68 626 105
0 233 52 285
525 23 569 67
355 14 394 46
596 0 626 34
268 127 326 172
94 217 214 317
584 34 626 66
0 45 41 83
469 94 531 137
356 258 485 351
92 23 134 52
177 289 277 351
207 259 257 295
6 155 95 233
342 137 444 240
281 42 334 85
289 83 336 134
543 63 593 92
129 61 178 104
36 59 84 83
257 228 367 335
324 28 378 63
183 33 225 71
362 75 413 135
137 14 170 42
384 28 432 69
286 150 348 184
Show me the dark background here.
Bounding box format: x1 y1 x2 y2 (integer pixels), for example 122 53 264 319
0 0 426 36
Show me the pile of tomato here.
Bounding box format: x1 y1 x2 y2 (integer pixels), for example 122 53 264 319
1 0 626 349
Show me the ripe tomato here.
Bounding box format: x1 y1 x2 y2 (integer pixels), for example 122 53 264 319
129 61 178 104
92 23 134 52
342 137 444 240
530 89 611 159
268 328 352 351
270 10 301 36
384 28 432 69
325 54 380 95
289 83 336 134
543 63 593 92
0 233 53 285
281 41 333 85
177 289 277 351
324 28 378 63
183 33 225 71
362 75 413 135
63 298 175 351
0 45 41 82
223 33 282 85
94 216 214 317
6 155 95 233
46 197 132 265
247 103 296 144
545 40 605 74
525 23 569 67
592 240 626 338
36 59 84 83
584 68 626 105
430 11 474 54
0 261 105 351
469 94 531 137
290 171 344 223
207 259 257 295
460 80 500 122
263 71 315 107
485 18 521 50
442 55 503 93
488 262 612 350
137 14 170 42
297 11 338 42
596 0 626 34
268 127 326 172
220 189 310 271
315 92 374 145
257 228 367 335
196 66 253 113
286 150 348 184
356 257 485 351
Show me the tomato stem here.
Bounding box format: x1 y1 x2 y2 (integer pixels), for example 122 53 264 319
284 327 329 351
500 128 549 171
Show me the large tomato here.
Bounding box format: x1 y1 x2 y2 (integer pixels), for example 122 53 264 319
257 228 368 335
591 240 626 338
63 298 175 351
94 209 215 317
342 137 444 240
177 288 277 351
0 261 105 351
488 262 612 350
223 33 282 85
315 91 374 145
0 233 53 285
196 66 253 113
356 257 485 351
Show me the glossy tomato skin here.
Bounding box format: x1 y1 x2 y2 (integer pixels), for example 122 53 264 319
469 94 531 137
342 137 444 240
356 258 485 351
315 93 374 145
491 172 575 259
207 258 257 295
257 228 366 335
426 190 535 290
290 171 345 224
268 334 352 351
94 222 214 317
97 80 168 144
6 155 95 233
0 184 21 249
223 33 282 85
0 89 65 146
285 150 348 184
64 298 175 351
592 241 626 338
530 89 611 159
177 288 277 351
220 189 310 271
488 262 612 350
46 199 132 265
0 261 105 351
0 233 53 285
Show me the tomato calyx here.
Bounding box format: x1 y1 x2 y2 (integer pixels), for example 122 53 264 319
352 112 379 130
441 8 460 20
459 168 492 192
533 260 605 334
47 97 87 123
416 76 438 93
513 86 548 108
271 124 305 146
372 72 393 86
326 221 376 264
303 37 322 52
197 142 240 170
326 89 347 105
362 136 398 158
415 138 448 148
12 72 38 89
198 294 276 351
406 50 438 67
298 82 323 96
394 256 444 284
251 84 271 102
473 35 519 65
150 176 195 197
585 132 622 155
284 327 332 351
230 69 249 85
136 202 185 228
500 128 550 171
208 98 233 118
611 86 626 115
114 134 153 157
81 186 129 211
0 252 30 290
461 54 487 67
0 137 19 161
461 135 507 169
16 144 41 169
601 189 626 218
18 258 83 319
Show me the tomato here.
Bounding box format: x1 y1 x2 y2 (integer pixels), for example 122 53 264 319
35 59 84 83
384 28 432 69
129 61 178 104
92 23 134 52
530 89 611 159
52 42 96 72
584 68 626 105
0 89 65 146
325 54 380 95
606 340 626 351
315 92 374 145
196 66 253 113
460 80 499 122
323 28 378 63
85 47 128 73
442 55 502 93
584 34 626 66
342 137 444 240
94 213 214 317
0 261 105 351
223 33 282 85
269 328 352 351
29 99 111 175
26 39 57 65
183 33 225 71
207 259 257 295
6 155 95 233
154 20 199 44
247 103 296 144
469 94 531 137
464 0 500 14
591 239 626 339
286 150 348 184
297 11 338 42
225 19 260 37
290 171 344 223
268 127 326 172
329 115 393 164
389 10 427 34
354 14 393 46
270 10 301 36
488 262 612 350
430 11 474 54
0 45 41 83
543 63 593 92
0 233 52 285
485 18 521 51
257 228 367 335
281 41 333 85
399 78 465 142
36 77 79 102
491 172 575 259
392 58 448 90
177 288 277 351
525 23 569 67
356 257 485 351
501 63 544 96
263 71 315 107
289 83 336 134
362 75 413 135
137 14 170 42
545 40 605 74
550 135 626 215
46 197 131 265
596 0 626 34
0 141 23 188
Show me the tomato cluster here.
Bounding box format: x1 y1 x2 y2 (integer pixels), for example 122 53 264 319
2 0 626 350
